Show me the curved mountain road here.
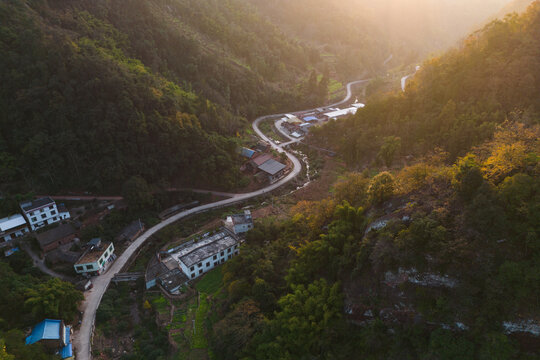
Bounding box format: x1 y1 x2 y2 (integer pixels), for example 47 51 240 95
73 79 367 360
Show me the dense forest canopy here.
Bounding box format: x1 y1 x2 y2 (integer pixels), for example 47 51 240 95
0 0 323 195
204 5 540 359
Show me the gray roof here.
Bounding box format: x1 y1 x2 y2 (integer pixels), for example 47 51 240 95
36 223 77 247
258 159 286 176
158 268 188 292
118 220 144 239
20 197 55 213
146 262 169 282
171 230 239 268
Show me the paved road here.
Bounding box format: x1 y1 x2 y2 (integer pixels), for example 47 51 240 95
73 78 367 360
401 65 421 92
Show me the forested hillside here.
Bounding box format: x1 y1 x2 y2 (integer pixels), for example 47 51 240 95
0 0 324 194
204 4 540 359
311 2 540 168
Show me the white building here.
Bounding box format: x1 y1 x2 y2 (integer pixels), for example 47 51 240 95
74 240 115 275
171 230 240 280
323 107 358 120
224 210 253 235
20 197 70 231
0 214 29 242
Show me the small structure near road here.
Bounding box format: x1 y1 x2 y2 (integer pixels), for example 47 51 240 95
224 210 253 235
258 158 287 184
74 239 115 275
116 219 145 242
36 223 78 253
25 319 73 359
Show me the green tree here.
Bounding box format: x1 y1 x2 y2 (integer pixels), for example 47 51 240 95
253 279 342 359
377 136 401 167
368 172 395 204
453 154 484 201
122 176 154 210
24 278 83 323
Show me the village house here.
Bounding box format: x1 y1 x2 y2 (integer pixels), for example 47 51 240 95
224 210 253 235
20 197 70 231
0 214 29 242
74 238 115 275
35 223 78 253
170 229 240 280
25 319 73 359
116 219 145 242
248 153 273 172
258 158 287 183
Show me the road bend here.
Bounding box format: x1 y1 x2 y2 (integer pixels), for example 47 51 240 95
73 79 367 360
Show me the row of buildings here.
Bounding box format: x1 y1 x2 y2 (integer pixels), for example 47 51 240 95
0 197 71 256
240 142 288 184
146 210 254 294
280 101 365 138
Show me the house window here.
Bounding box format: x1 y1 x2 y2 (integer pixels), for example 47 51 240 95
76 266 84 271
86 264 93 270
234 245 238 249
199 269 203 274
198 262 202 268
227 248 231 253
53 217 58 221
191 273 195 278
213 255 217 260
220 251 224 256
31 217 37 222
49 206 54 210
190 266 194 271
206 262 210 267
99 259 104 266
41 214 46 219
51 210 56 215
214 262 218 267
40 209 44 213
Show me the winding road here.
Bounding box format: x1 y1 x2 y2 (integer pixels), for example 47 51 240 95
72 79 368 360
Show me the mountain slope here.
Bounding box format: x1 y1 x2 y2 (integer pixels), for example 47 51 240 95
311 1 540 167
0 0 324 194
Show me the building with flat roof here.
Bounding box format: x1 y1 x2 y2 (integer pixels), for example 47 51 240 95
224 210 253 235
20 197 70 231
323 107 358 120
74 240 115 275
258 159 286 184
170 229 240 280
0 214 29 242
36 223 78 253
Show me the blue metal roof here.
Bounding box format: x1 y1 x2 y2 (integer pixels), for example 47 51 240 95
241 147 256 158
303 116 318 122
60 326 73 359
26 319 62 344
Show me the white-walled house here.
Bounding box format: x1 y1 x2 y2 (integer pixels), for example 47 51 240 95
0 214 30 242
171 230 240 280
20 197 70 231
224 210 253 235
74 240 115 275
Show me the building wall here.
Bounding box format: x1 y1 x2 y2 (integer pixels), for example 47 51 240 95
24 203 61 231
41 233 76 253
181 244 240 280
74 243 115 274
233 223 253 234
1 226 29 242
